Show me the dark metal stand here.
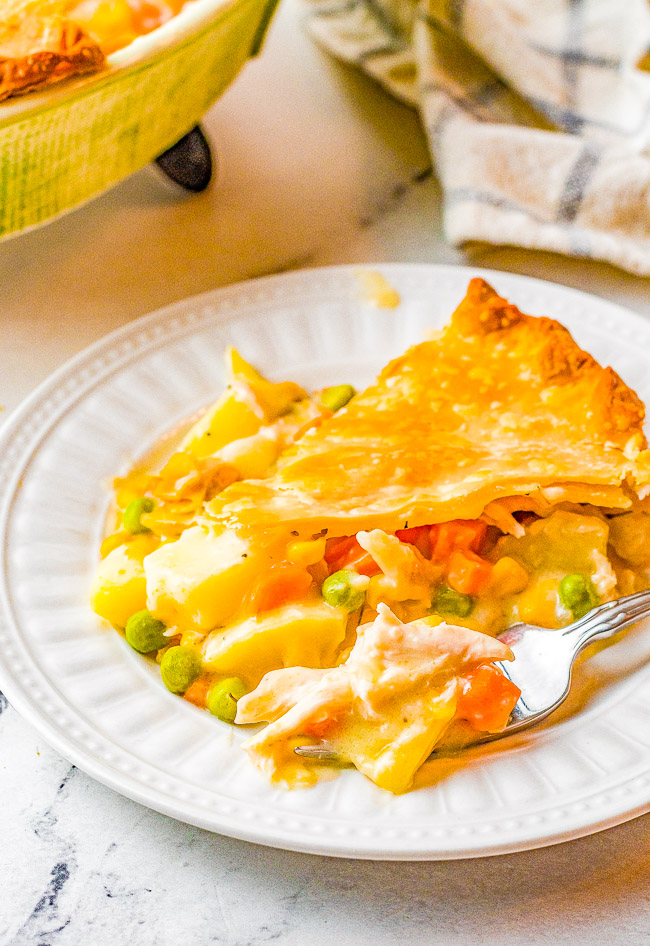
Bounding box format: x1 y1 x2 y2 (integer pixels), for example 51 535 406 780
155 125 213 192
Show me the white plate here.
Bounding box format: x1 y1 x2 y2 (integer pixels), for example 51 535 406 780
1 264 650 860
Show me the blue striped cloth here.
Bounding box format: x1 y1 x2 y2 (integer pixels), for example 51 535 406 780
306 0 650 275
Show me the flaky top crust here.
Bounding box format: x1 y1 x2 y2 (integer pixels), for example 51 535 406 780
207 279 650 536
0 12 104 102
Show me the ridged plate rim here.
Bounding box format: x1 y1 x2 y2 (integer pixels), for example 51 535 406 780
1 263 649 860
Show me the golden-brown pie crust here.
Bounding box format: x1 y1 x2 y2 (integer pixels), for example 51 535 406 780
206 279 650 536
0 13 104 102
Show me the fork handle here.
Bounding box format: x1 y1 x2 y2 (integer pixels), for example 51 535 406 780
563 588 650 655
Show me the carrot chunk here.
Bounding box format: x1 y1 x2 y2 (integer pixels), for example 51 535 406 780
301 713 339 740
447 549 493 595
353 555 382 577
183 675 211 709
324 536 381 577
431 519 487 562
324 536 358 567
395 525 432 558
455 664 521 732
249 563 313 613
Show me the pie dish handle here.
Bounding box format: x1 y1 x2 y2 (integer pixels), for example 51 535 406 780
155 125 213 193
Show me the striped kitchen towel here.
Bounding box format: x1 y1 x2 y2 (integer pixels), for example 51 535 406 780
305 0 650 276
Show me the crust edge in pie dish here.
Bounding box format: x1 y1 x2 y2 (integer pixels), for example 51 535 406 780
0 14 105 102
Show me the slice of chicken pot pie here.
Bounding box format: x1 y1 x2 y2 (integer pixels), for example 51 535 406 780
91 278 650 794
207 277 650 535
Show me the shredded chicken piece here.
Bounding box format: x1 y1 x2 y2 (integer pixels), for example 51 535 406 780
356 529 441 606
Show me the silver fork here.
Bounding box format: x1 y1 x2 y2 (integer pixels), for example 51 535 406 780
294 589 650 763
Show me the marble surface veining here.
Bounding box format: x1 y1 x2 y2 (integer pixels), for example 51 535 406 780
2 695 649 946
1 0 650 942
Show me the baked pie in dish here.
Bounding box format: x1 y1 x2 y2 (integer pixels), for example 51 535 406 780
0 0 188 100
91 278 650 793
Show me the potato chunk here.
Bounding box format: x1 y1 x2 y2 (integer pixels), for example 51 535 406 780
181 390 263 460
144 525 267 632
202 603 347 688
180 347 307 460
91 536 157 628
226 347 306 421
608 511 650 568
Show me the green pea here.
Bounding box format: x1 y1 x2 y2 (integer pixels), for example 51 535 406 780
160 646 203 695
208 677 248 723
125 609 168 653
558 573 599 620
322 569 367 611
432 585 474 618
320 384 356 413
123 496 155 535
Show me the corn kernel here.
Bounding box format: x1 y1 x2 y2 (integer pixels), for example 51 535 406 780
490 556 529 596
515 578 561 628
419 614 444 627
286 538 327 568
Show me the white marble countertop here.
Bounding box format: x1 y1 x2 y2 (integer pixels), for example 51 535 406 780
1 1 650 943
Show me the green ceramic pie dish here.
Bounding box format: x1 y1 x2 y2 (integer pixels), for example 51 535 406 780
0 0 278 238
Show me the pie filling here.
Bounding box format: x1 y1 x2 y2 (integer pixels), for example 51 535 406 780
91 279 650 793
62 0 188 54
